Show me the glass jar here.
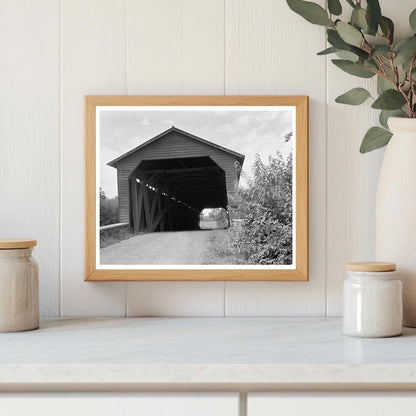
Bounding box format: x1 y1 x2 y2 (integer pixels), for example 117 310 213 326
343 262 402 338
0 239 39 332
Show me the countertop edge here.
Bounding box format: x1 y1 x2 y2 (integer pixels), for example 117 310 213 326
1 364 416 385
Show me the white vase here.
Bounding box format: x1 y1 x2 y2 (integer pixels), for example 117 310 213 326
376 117 416 327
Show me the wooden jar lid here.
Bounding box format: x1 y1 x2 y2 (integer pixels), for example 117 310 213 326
346 261 396 272
0 239 37 249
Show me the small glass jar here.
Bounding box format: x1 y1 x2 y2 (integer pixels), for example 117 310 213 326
343 262 402 338
0 239 39 332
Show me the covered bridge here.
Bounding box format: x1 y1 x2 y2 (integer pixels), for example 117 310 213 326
108 126 245 233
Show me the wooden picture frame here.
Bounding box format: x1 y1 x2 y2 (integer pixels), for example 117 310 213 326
85 96 308 281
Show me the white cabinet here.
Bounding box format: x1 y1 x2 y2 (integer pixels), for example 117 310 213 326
248 393 416 416
0 393 239 416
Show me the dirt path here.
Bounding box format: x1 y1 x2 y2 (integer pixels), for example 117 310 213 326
100 230 217 265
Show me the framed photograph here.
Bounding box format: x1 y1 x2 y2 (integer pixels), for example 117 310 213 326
85 96 308 281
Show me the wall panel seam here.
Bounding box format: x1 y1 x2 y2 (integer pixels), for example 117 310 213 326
124 0 129 316
323 0 329 318
224 0 227 96
325 41 329 318
59 0 63 317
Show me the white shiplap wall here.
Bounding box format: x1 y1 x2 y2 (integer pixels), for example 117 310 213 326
1 0 414 317
0 0 60 317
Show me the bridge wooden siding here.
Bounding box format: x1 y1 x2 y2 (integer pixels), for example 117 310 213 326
108 127 244 233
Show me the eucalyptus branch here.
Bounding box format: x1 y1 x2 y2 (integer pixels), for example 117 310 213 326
286 0 416 152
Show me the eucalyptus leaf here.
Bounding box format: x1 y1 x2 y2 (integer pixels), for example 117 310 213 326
317 46 358 61
287 0 334 26
380 16 394 43
327 29 368 60
366 0 382 33
351 7 369 31
393 36 416 66
402 56 415 73
327 29 351 50
327 29 368 59
377 75 394 95
335 88 371 105
363 59 379 72
381 66 405 88
332 59 375 78
326 29 368 60
328 0 342 16
372 89 407 110
360 127 392 153
379 110 402 129
317 47 337 55
336 50 359 62
336 21 363 47
410 9 416 32
370 45 391 58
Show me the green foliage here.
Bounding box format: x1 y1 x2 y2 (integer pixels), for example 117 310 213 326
332 59 375 78
335 88 371 105
351 7 368 32
317 47 337 55
286 0 416 153
360 127 392 153
372 89 407 110
229 152 293 265
336 50 359 61
377 72 394 94
327 29 353 51
365 0 381 33
336 21 363 47
99 188 120 226
328 0 342 16
380 16 394 43
393 37 416 68
379 110 402 129
287 0 333 27
410 9 416 33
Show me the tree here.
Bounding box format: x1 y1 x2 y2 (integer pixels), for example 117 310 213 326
99 188 120 226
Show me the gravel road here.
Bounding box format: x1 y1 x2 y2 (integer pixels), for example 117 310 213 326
100 230 215 265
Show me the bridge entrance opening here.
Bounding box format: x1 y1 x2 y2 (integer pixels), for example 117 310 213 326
199 208 229 230
129 156 227 233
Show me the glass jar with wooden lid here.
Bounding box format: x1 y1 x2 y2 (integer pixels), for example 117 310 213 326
343 261 402 338
0 239 39 332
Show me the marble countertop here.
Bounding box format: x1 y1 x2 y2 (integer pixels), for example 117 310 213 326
1 317 416 388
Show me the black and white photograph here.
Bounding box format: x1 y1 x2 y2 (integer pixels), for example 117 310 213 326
97 106 296 269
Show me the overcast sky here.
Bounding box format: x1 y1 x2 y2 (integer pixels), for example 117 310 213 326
99 107 294 198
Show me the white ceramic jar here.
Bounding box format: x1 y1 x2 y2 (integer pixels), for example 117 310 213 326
343 262 402 338
0 239 39 332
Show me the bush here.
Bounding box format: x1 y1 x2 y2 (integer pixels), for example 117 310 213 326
230 151 293 265
100 188 120 226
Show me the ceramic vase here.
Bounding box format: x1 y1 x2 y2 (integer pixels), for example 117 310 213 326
0 246 39 332
376 117 416 327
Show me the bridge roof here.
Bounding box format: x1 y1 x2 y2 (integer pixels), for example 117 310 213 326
107 126 245 167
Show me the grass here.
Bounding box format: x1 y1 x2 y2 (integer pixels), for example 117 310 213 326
100 225 134 248
203 228 247 265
